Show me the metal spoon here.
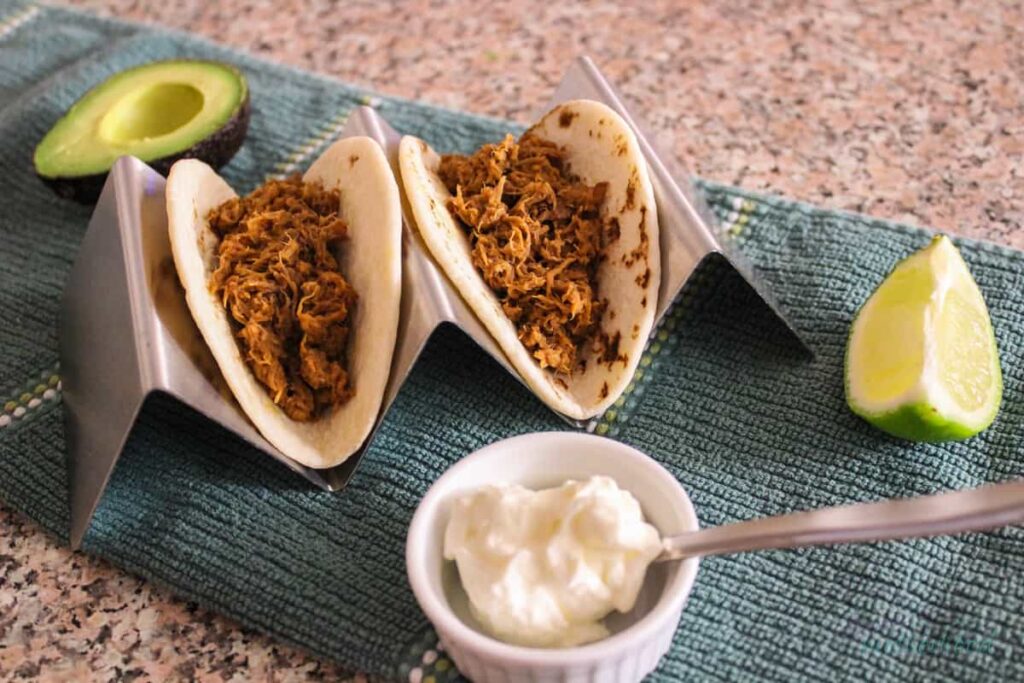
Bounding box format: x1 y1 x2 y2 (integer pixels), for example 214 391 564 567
657 479 1024 562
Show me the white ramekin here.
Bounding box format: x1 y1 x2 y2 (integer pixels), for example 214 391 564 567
406 432 700 683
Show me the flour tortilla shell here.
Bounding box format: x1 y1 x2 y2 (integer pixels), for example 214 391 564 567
166 136 402 468
398 100 660 419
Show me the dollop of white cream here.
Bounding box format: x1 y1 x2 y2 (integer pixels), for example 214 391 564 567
443 476 662 648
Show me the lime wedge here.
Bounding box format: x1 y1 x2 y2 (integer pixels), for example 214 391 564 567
845 235 1002 441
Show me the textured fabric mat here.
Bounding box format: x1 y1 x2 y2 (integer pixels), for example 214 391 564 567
1 3 1022 680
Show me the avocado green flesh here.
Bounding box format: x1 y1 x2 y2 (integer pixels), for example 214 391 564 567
34 60 247 179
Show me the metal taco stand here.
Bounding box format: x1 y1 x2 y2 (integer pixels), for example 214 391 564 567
61 58 807 549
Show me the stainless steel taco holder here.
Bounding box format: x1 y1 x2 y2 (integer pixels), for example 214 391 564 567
62 57 808 549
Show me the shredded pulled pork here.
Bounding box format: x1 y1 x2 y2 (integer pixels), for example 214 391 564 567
438 134 610 375
207 175 357 422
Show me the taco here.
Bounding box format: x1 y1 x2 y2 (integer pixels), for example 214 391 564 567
166 136 402 468
398 100 659 419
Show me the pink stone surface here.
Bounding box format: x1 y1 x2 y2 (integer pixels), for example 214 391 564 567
0 508 359 681
60 0 1024 248
3 0 1022 679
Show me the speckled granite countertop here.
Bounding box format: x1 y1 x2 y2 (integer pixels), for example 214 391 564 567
3 0 1022 679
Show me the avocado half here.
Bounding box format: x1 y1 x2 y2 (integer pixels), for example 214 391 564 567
34 60 250 203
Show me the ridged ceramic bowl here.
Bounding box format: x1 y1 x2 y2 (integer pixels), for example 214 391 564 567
406 432 700 683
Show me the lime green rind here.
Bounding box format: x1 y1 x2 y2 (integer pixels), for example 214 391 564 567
844 235 1003 443
845 333 1004 442
847 392 1001 443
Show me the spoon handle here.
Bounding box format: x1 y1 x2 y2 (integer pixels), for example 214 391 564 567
658 479 1024 562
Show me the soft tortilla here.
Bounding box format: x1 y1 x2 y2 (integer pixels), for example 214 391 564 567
166 136 402 468
398 100 660 419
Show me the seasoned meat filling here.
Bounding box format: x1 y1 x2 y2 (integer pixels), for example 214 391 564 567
438 134 610 375
207 175 357 422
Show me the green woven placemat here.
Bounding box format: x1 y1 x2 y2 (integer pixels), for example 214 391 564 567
1 3 1022 680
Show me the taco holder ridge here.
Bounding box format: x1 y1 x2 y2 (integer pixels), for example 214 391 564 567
61 57 808 549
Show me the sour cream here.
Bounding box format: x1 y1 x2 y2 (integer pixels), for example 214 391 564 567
443 476 663 648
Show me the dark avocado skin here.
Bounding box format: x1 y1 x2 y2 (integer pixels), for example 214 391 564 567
38 95 250 204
